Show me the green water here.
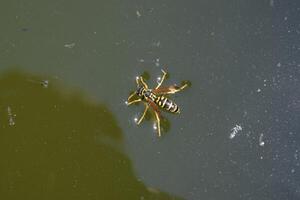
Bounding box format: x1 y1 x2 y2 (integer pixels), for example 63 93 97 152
0 71 182 199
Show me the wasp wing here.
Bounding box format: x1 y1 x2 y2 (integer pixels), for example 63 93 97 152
152 85 183 95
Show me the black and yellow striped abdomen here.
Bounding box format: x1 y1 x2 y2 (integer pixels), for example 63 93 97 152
154 95 180 113
137 87 180 114
141 90 179 114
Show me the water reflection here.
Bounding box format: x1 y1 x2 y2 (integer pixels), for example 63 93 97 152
0 70 182 200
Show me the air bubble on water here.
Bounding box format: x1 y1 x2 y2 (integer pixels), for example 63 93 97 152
155 58 160 67
157 76 161 84
153 123 157 130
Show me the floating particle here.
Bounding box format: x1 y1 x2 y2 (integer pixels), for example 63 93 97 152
294 150 299 160
229 124 242 139
27 79 49 88
155 58 160 67
136 10 141 18
257 88 261 93
7 106 16 126
64 43 75 48
41 80 49 88
259 134 265 146
151 41 161 47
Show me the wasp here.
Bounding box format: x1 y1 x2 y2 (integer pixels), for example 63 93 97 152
126 70 188 137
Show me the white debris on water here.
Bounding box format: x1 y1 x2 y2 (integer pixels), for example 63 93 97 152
294 149 299 160
136 10 141 18
259 133 265 146
155 58 160 67
41 80 49 88
229 124 242 139
27 79 49 88
263 79 267 87
64 43 75 48
7 106 16 126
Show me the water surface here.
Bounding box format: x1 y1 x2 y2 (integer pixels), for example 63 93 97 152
0 0 299 199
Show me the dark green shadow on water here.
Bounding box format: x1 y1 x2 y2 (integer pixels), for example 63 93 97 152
0 70 183 200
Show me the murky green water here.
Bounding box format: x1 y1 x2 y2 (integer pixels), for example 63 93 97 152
1 0 299 200
0 71 182 199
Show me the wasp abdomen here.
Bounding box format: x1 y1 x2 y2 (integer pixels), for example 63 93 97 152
155 95 180 114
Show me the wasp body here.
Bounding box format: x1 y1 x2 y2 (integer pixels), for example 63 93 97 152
136 86 180 114
127 70 188 137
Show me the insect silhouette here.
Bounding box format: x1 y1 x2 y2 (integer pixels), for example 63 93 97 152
126 70 189 137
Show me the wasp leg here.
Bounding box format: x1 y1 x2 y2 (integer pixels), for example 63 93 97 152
138 76 149 89
154 111 161 137
127 92 136 101
137 103 149 124
155 69 167 89
127 99 141 106
146 100 162 137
